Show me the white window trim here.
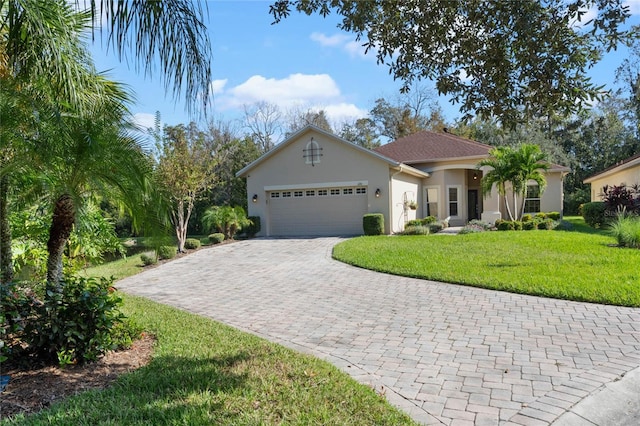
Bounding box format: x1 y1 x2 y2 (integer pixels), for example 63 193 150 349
425 186 440 218
446 185 461 218
524 184 541 214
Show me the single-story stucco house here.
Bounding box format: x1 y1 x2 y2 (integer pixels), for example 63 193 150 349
237 125 569 237
583 152 640 201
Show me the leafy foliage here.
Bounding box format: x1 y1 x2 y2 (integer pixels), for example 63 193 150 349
600 184 640 215
201 205 251 240
400 226 430 235
1 276 131 365
157 246 177 260
184 238 201 250
582 202 607 228
270 0 633 125
608 214 640 248
208 233 225 244
363 214 384 236
140 253 158 266
243 216 261 238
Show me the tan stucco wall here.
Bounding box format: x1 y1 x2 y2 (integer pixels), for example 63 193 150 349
390 173 421 233
540 172 564 213
587 166 640 201
244 129 393 235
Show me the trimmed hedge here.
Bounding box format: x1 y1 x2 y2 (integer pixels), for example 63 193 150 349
363 213 384 236
184 238 201 250
157 245 177 260
582 202 606 228
401 225 430 235
208 233 225 244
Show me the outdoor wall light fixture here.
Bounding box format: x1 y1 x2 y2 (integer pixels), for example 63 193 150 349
252 194 258 203
473 172 479 180
375 188 381 198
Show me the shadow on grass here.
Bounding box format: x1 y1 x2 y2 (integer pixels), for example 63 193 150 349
12 353 252 425
555 217 609 235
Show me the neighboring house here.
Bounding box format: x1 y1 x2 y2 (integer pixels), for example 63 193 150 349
237 125 568 237
583 153 640 201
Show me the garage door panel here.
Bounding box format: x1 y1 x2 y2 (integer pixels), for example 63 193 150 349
268 189 367 236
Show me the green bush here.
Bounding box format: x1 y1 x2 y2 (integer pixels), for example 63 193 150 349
582 202 606 228
363 213 384 236
208 233 225 244
157 245 177 260
522 214 533 222
522 220 537 230
401 225 430 235
140 253 157 266
513 221 523 230
496 220 515 231
244 216 261 237
428 223 445 233
534 212 547 220
546 212 561 221
184 238 201 250
19 276 126 364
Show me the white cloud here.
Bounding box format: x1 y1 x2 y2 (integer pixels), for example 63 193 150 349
209 79 227 95
210 73 368 126
310 32 373 59
133 112 157 131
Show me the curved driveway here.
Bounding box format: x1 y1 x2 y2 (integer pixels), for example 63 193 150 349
117 238 640 425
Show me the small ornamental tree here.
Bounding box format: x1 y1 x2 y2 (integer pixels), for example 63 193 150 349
154 120 217 252
202 205 251 240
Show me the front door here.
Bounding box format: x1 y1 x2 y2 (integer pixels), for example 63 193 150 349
467 189 479 221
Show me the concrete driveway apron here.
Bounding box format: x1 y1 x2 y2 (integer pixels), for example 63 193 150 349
117 238 640 425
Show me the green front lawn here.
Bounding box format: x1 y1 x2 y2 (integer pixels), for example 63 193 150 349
333 217 640 307
4 296 415 426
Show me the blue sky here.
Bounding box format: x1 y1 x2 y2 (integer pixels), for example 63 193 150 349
89 0 640 135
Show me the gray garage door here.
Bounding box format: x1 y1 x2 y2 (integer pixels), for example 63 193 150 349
268 186 368 236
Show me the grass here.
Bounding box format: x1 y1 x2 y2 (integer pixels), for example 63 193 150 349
3 296 415 426
333 217 640 307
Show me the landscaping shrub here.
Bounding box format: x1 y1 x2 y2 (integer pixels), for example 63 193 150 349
405 219 422 227
244 216 261 237
428 222 445 233
496 220 516 231
208 233 225 244
522 214 533 222
184 238 201 250
522 220 537 230
582 202 606 228
401 225 430 235
460 220 493 234
14 276 127 365
534 212 547 220
157 245 177 260
406 216 436 227
202 205 251 240
363 213 384 235
608 214 640 248
601 184 640 216
140 253 157 266
546 212 561 221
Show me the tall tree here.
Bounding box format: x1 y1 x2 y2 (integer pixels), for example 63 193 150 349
271 0 632 125
338 118 381 149
154 122 217 253
284 108 333 137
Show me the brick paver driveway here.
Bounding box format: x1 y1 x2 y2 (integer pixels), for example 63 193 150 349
117 238 640 425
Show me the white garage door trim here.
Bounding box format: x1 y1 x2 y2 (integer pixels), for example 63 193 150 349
268 185 368 236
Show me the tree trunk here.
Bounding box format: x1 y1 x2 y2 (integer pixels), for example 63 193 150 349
0 174 13 284
46 194 75 292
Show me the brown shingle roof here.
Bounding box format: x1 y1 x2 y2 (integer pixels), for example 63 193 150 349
374 130 493 164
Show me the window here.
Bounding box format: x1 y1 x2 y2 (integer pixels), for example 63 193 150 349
270 192 280 198
524 184 541 213
343 188 353 195
330 188 340 195
306 190 315 197
447 186 460 217
425 187 439 217
356 187 367 194
304 138 322 165
318 189 328 196
294 191 303 197
282 191 292 198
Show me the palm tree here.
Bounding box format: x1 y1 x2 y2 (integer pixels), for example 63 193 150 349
512 144 549 220
31 77 156 290
1 0 212 114
477 146 518 221
477 144 549 221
